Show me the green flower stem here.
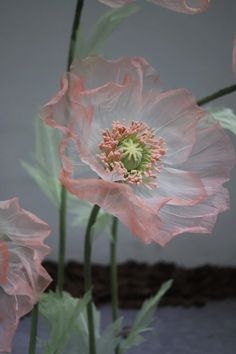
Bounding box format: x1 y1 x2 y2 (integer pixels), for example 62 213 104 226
110 216 119 354
110 217 119 322
84 204 100 354
67 0 84 70
57 0 85 294
197 84 236 106
57 185 67 293
28 303 38 354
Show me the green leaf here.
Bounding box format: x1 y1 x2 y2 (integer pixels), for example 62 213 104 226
122 279 173 350
205 107 236 135
39 290 123 354
39 290 91 354
21 118 61 206
21 161 60 207
77 4 140 58
97 318 123 354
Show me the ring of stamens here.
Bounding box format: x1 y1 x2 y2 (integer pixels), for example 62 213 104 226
98 120 166 188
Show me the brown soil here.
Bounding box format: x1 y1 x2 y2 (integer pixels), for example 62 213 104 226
43 261 236 308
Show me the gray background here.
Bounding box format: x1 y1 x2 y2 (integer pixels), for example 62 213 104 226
0 0 236 266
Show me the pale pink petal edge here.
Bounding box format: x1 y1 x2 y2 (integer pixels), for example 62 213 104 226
147 0 210 14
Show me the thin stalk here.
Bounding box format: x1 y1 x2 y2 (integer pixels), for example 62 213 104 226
84 204 100 354
110 217 119 322
57 185 67 293
28 303 38 354
57 0 85 294
67 0 84 71
197 84 236 106
110 216 119 354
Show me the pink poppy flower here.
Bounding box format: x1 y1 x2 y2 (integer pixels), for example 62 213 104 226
98 0 211 14
41 56 234 246
0 198 51 353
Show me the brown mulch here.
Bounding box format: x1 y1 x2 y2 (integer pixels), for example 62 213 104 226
43 260 236 308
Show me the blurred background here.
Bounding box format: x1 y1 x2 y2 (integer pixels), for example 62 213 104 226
0 0 236 267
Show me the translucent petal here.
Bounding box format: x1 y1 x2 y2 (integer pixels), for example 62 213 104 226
147 0 210 14
142 89 204 164
0 198 51 353
158 187 229 245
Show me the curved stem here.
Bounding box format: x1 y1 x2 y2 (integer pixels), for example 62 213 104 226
84 204 100 354
197 84 236 106
57 0 85 295
28 303 38 354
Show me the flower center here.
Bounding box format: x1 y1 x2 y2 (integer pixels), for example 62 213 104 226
119 136 143 171
98 121 166 188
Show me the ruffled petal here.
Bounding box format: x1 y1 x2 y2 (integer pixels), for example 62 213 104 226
98 0 134 8
71 56 161 94
158 167 207 205
0 290 18 353
61 171 169 244
0 198 52 353
180 123 235 195
147 0 210 14
0 198 51 252
142 89 204 164
158 187 229 245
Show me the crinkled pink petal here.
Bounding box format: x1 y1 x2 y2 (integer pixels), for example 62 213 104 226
0 290 18 353
158 167 207 205
98 0 210 13
61 170 169 244
42 57 160 135
98 0 134 8
71 56 161 95
142 89 204 165
158 187 229 245
39 73 84 134
0 198 52 353
180 123 235 195
148 0 210 14
233 35 236 77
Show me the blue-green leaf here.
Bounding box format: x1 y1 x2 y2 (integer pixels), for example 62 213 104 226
77 4 140 58
122 279 173 349
39 290 91 354
39 290 122 354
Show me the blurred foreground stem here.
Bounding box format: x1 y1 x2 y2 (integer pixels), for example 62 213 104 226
84 204 100 354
